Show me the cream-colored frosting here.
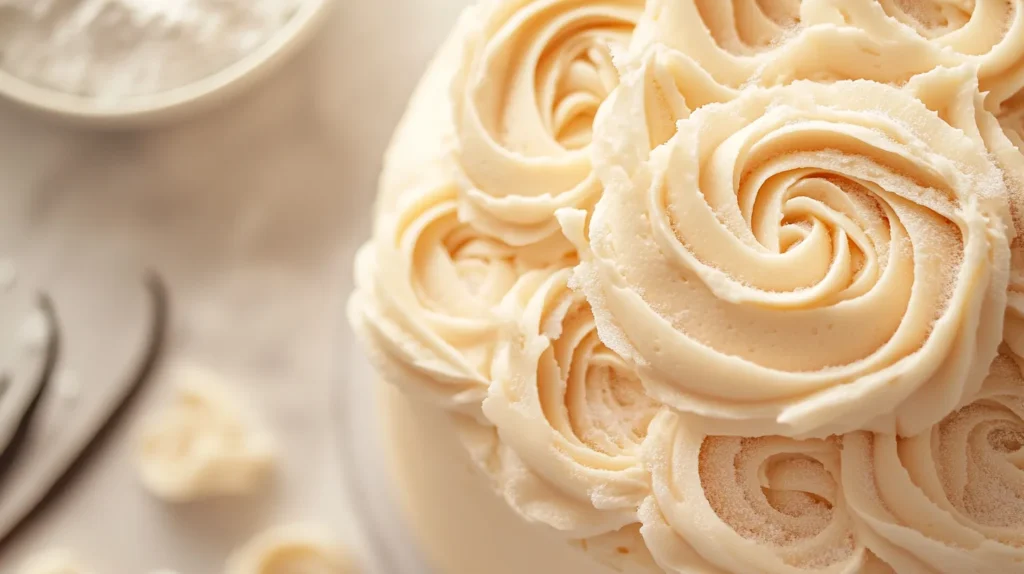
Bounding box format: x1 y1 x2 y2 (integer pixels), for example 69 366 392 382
565 66 1013 439
842 352 1024 573
225 525 354 574
803 0 1024 111
136 363 275 502
631 0 960 90
350 0 1024 572
592 44 739 174
471 266 662 536
451 0 643 246
629 0 804 86
349 182 572 419
640 409 897 574
1000 98 1024 366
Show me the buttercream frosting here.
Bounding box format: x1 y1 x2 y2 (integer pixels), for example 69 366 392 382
842 351 1024 574
803 0 1024 111
477 266 662 536
225 524 355 574
631 0 960 89
350 182 572 419
349 0 1024 572
452 0 644 246
564 65 1013 438
136 363 275 502
640 409 884 574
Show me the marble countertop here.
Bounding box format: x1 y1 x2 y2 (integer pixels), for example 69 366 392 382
0 1 467 571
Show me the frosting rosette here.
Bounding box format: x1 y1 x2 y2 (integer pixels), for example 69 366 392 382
905 67 1024 372
451 0 643 246
475 265 662 536
631 0 955 90
630 0 803 87
350 182 571 418
842 352 1024 573
638 410 879 574
804 0 1024 111
136 363 276 502
593 44 739 170
563 67 1013 438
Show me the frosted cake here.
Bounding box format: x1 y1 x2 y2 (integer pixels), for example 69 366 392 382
350 1 1024 572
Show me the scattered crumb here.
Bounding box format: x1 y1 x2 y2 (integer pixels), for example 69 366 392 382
226 524 358 574
136 361 276 502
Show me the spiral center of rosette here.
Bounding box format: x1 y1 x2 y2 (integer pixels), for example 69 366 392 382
540 30 622 150
988 426 1024 454
549 299 658 456
694 436 852 567
636 81 1003 377
447 234 519 303
938 402 1024 531
415 222 518 317
694 0 802 55
478 4 637 157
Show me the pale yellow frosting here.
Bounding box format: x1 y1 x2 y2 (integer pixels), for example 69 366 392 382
632 0 961 89
804 0 1024 111
136 363 276 502
567 65 1013 438
641 411 876 574
350 182 571 419
842 352 1024 573
451 0 644 246
349 0 1024 572
474 266 661 536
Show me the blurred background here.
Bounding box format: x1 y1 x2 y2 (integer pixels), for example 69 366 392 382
0 1 468 571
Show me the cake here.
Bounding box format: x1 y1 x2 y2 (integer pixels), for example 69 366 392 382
350 1 1024 573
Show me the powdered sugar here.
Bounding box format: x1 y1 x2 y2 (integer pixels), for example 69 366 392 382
0 0 306 101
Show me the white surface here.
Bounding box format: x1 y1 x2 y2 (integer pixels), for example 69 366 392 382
0 0 467 571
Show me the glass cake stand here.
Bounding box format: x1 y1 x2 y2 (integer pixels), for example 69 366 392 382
333 332 433 574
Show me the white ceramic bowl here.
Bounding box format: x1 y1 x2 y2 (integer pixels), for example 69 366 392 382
0 0 335 129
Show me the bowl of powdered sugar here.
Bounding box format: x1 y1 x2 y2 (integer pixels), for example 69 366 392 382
0 0 334 127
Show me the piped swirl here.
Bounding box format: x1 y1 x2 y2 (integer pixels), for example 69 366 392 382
480 266 662 536
842 352 1024 573
563 66 1013 438
350 182 571 418
639 410 875 574
804 0 1024 110
452 0 644 246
